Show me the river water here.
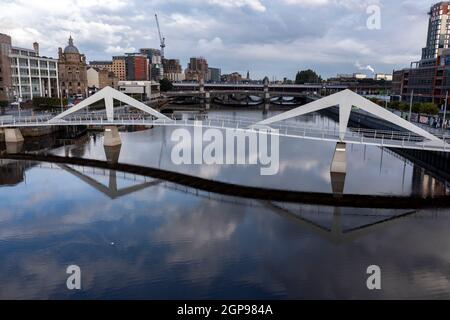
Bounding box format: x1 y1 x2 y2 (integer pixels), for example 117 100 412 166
0 109 449 299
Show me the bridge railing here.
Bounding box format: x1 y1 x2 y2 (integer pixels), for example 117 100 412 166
2 113 448 143
191 114 448 141
2 113 449 151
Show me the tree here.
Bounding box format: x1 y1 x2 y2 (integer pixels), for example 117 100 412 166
387 101 409 112
159 78 173 92
295 69 322 84
419 102 439 115
398 102 409 112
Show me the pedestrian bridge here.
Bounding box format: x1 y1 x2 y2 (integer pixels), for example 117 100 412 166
1 86 449 153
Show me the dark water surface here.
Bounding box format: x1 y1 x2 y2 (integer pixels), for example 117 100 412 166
0 109 449 299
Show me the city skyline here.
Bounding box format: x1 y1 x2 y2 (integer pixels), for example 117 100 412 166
0 0 442 80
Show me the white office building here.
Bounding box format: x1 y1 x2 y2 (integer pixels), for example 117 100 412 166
9 42 59 101
118 80 160 101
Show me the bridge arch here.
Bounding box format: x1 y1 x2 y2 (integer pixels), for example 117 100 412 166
255 89 443 145
49 86 171 123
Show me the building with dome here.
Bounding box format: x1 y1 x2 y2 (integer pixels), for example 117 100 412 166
58 36 88 99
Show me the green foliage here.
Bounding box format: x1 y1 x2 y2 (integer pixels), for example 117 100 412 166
295 69 322 84
32 97 67 109
387 101 439 115
398 102 410 112
0 100 8 108
388 101 409 112
160 78 173 92
412 103 421 113
416 102 439 115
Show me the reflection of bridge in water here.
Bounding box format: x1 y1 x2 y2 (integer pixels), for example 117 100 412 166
1 154 449 209
1 157 446 245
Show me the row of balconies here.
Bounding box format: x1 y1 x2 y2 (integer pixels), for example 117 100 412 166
11 63 57 70
10 58 57 68
11 69 57 77
11 87 47 95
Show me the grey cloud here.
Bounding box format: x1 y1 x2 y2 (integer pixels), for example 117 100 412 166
0 0 440 79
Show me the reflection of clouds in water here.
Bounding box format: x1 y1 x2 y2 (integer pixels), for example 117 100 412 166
246 208 450 299
0 252 66 300
1 134 450 299
319 168 332 184
0 167 174 240
278 159 321 173
1 175 450 299
0 188 172 240
61 201 117 224
154 201 240 256
0 208 14 223
24 191 55 207
152 200 244 287
198 165 222 179
277 158 332 185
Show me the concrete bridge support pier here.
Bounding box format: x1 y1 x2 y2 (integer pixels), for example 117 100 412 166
104 126 122 147
330 142 347 197
4 128 25 154
4 128 24 144
331 142 347 173
5 142 24 154
104 145 122 164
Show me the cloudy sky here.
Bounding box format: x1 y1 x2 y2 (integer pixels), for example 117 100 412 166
0 0 441 79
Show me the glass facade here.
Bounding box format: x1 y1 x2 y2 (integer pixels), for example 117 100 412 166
422 2 450 60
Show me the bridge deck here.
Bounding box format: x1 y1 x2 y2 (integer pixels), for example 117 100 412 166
1 114 449 152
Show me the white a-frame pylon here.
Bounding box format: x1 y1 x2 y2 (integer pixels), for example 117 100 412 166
49 86 171 123
255 89 442 143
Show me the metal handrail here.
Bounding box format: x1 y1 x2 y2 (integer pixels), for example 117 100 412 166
2 113 450 151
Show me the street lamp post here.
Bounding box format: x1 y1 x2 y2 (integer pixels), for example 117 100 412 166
385 89 389 109
444 90 448 131
60 86 64 114
409 89 414 122
18 98 21 119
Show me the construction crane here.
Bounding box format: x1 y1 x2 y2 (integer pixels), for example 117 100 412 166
155 14 166 59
